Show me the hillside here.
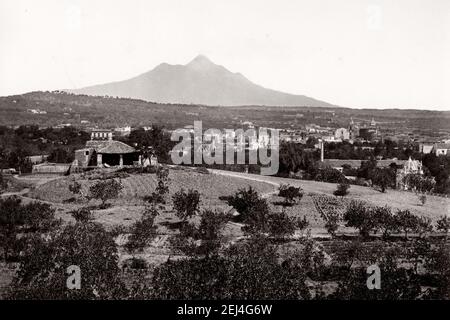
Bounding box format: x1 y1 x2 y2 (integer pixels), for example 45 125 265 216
0 91 450 137
66 55 332 107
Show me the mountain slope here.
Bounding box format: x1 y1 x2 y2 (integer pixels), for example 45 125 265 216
66 55 332 107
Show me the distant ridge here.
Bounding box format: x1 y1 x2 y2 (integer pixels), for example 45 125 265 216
66 55 333 107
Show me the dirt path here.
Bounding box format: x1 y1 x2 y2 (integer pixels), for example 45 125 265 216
209 169 280 198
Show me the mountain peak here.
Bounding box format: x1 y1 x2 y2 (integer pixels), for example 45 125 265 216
187 54 215 68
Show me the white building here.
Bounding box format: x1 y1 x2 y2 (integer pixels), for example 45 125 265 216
334 128 350 141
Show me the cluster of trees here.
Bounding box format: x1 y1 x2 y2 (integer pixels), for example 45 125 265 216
226 186 309 238
0 197 60 261
123 126 174 164
421 153 450 194
0 125 89 171
2 182 449 300
325 140 419 161
343 200 447 239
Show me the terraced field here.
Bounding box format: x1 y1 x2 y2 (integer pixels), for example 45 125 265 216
30 168 275 206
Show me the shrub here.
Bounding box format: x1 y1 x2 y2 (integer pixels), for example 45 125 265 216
68 181 81 195
70 207 94 223
278 184 303 205
172 189 201 220
333 182 350 198
418 194 427 206
315 167 346 183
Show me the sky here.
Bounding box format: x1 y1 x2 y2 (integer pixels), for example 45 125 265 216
0 0 449 110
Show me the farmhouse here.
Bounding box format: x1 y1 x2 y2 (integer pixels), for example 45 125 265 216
74 129 139 168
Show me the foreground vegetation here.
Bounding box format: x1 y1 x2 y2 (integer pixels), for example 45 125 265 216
0 166 449 300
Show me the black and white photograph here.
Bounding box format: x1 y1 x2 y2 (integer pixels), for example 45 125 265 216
0 0 449 311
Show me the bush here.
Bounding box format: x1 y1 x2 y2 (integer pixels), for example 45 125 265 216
278 184 303 205
417 194 427 206
333 182 350 198
70 207 94 223
172 189 201 220
315 167 346 183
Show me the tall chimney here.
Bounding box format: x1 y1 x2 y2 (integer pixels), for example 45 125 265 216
320 139 324 162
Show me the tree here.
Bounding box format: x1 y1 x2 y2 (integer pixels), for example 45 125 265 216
371 167 394 193
172 188 201 220
372 206 396 238
395 209 419 239
170 209 229 257
151 235 310 300
125 206 158 252
333 182 350 198
0 197 25 261
403 174 435 193
266 210 296 239
0 197 57 261
278 184 303 206
9 222 127 299
48 147 73 163
89 179 123 208
145 166 170 204
343 200 377 238
325 213 339 237
227 187 265 221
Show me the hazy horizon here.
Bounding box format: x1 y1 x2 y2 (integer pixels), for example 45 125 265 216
1 0 449 110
